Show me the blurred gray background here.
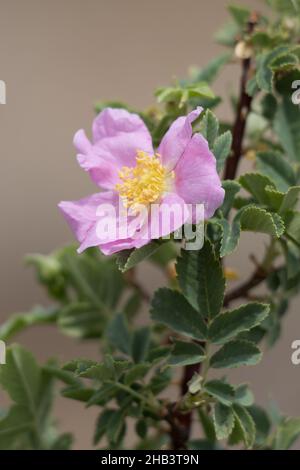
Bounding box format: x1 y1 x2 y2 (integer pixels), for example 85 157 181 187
0 0 300 449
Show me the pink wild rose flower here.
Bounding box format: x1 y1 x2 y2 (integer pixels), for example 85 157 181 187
58 107 224 255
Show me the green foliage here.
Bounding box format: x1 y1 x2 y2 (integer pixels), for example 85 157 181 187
0 345 72 449
176 241 225 320
1 0 300 452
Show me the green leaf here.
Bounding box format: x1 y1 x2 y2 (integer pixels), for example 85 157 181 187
256 151 297 192
200 109 219 149
58 302 106 339
284 211 300 247
210 340 262 369
239 173 276 205
169 340 205 366
124 363 151 385
186 82 215 100
274 95 300 162
176 242 225 320
106 313 132 356
198 408 216 442
193 53 231 83
261 94 278 120
204 380 235 406
0 406 33 450
220 180 241 218
50 433 73 450
232 404 256 448
94 409 115 445
248 405 271 446
215 213 242 257
150 288 208 340
274 417 300 449
240 206 285 238
256 46 290 93
116 241 162 272
271 53 299 71
213 131 233 172
213 403 234 440
234 384 254 407
132 327 151 363
209 303 270 344
0 345 40 409
60 246 124 309
136 419 148 439
279 187 300 214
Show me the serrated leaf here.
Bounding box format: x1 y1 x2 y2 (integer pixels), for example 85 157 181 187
116 241 162 272
150 288 208 340
256 151 297 192
213 402 234 440
272 54 299 72
176 241 225 320
204 380 235 406
232 404 256 448
200 109 219 149
215 213 242 257
213 131 233 172
210 340 262 369
256 46 290 93
209 303 270 344
279 187 300 214
198 408 216 442
169 340 205 366
239 173 276 205
240 206 285 238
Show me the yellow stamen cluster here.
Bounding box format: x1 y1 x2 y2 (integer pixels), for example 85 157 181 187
115 150 173 211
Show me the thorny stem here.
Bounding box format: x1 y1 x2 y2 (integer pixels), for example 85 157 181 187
167 12 259 450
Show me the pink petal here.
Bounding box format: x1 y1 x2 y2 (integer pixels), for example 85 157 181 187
174 133 225 219
158 107 203 170
58 191 152 255
74 108 154 189
148 192 189 239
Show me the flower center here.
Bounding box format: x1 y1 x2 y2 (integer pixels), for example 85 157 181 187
115 150 172 211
